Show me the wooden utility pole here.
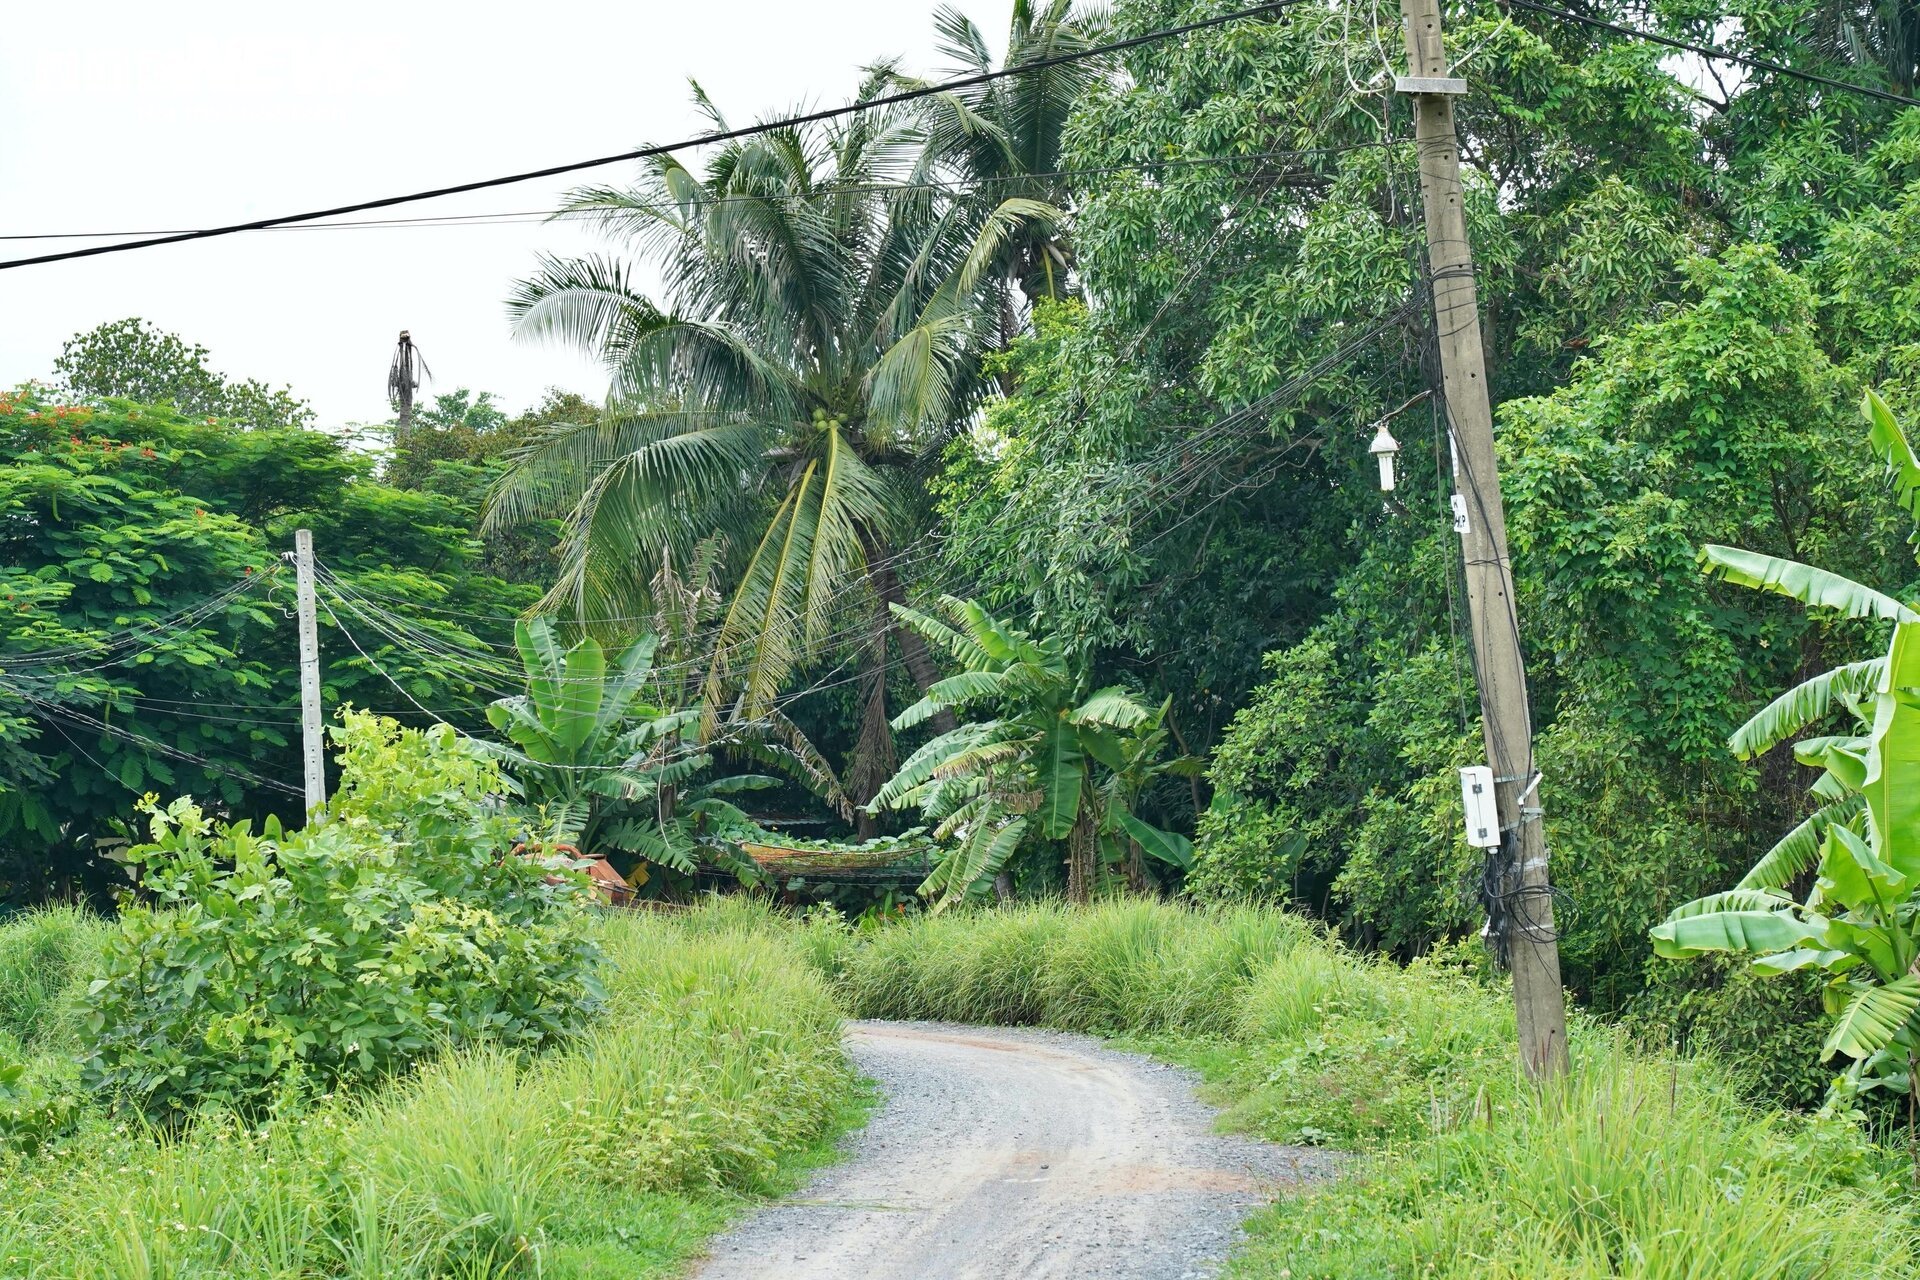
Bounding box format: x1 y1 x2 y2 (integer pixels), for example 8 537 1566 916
293 528 326 818
1397 0 1569 1079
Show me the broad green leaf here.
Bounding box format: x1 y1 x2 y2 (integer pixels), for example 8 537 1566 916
951 596 1048 669
1861 623 1920 882
1661 889 1793 920
597 632 659 741
1034 717 1085 840
554 635 606 755
1071 686 1152 729
1729 659 1884 760
1821 918 1903 977
1814 823 1907 911
1650 908 1827 959
514 618 566 726
1795 735 1870 793
1751 947 1856 976
893 669 1006 731
1700 544 1919 622
923 816 1027 911
1863 389 1920 530
1737 795 1866 890
870 722 1002 812
1112 809 1194 869
888 601 993 673
1821 977 1920 1062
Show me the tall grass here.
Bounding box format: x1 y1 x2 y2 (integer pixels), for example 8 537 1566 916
0 908 856 1279
812 899 1920 1278
0 904 107 1054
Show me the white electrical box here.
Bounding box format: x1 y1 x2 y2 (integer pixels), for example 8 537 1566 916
1459 766 1501 848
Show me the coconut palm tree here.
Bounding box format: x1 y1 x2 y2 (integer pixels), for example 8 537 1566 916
487 80 1008 801
887 1 1111 343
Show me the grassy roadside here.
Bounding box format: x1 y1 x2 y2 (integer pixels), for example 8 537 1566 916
8 895 1917 1277
802 899 1920 1279
0 907 861 1280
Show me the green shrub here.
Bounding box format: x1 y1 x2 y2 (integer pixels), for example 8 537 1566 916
80 712 603 1121
0 903 854 1279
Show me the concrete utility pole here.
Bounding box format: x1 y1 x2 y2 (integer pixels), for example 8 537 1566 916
1397 0 1570 1079
293 528 326 818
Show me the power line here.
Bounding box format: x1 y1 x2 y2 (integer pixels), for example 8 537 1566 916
0 0 1312 273
0 145 1395 243
1508 0 1920 109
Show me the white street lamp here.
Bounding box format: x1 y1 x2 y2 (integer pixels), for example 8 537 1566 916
1368 423 1401 492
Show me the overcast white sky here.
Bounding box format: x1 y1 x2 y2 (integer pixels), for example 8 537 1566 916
0 1 958 427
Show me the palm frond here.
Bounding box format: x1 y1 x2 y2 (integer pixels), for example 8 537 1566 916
507 253 669 353
957 197 1063 297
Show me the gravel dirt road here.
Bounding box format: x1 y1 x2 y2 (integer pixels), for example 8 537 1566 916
693 1020 1336 1280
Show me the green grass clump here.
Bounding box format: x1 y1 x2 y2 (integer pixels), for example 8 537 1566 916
0 907 858 1279
0 904 107 1053
826 898 1313 1033
812 898 1920 1278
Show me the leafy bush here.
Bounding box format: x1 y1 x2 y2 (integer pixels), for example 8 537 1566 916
80 711 602 1121
0 1057 79 1155
0 907 853 1279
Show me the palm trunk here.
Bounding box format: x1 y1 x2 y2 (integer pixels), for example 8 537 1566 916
847 590 897 838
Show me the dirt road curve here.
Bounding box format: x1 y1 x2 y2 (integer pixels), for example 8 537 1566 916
694 1021 1335 1280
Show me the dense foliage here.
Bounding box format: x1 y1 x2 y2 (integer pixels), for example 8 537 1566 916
14 0 1920 1110
0 384 539 902
0 904 852 1278
81 712 602 1122
1653 392 1920 1106
54 317 315 431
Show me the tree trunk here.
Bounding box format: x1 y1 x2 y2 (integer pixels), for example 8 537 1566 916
846 590 897 838
993 869 1016 903
1065 798 1096 905
1121 839 1151 895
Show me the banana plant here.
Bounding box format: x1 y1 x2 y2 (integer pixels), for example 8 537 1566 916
484 617 772 876
869 596 1195 907
1651 390 1920 1103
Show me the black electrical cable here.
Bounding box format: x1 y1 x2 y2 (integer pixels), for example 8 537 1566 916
0 145 1394 243
0 0 1311 272
1507 0 1920 109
